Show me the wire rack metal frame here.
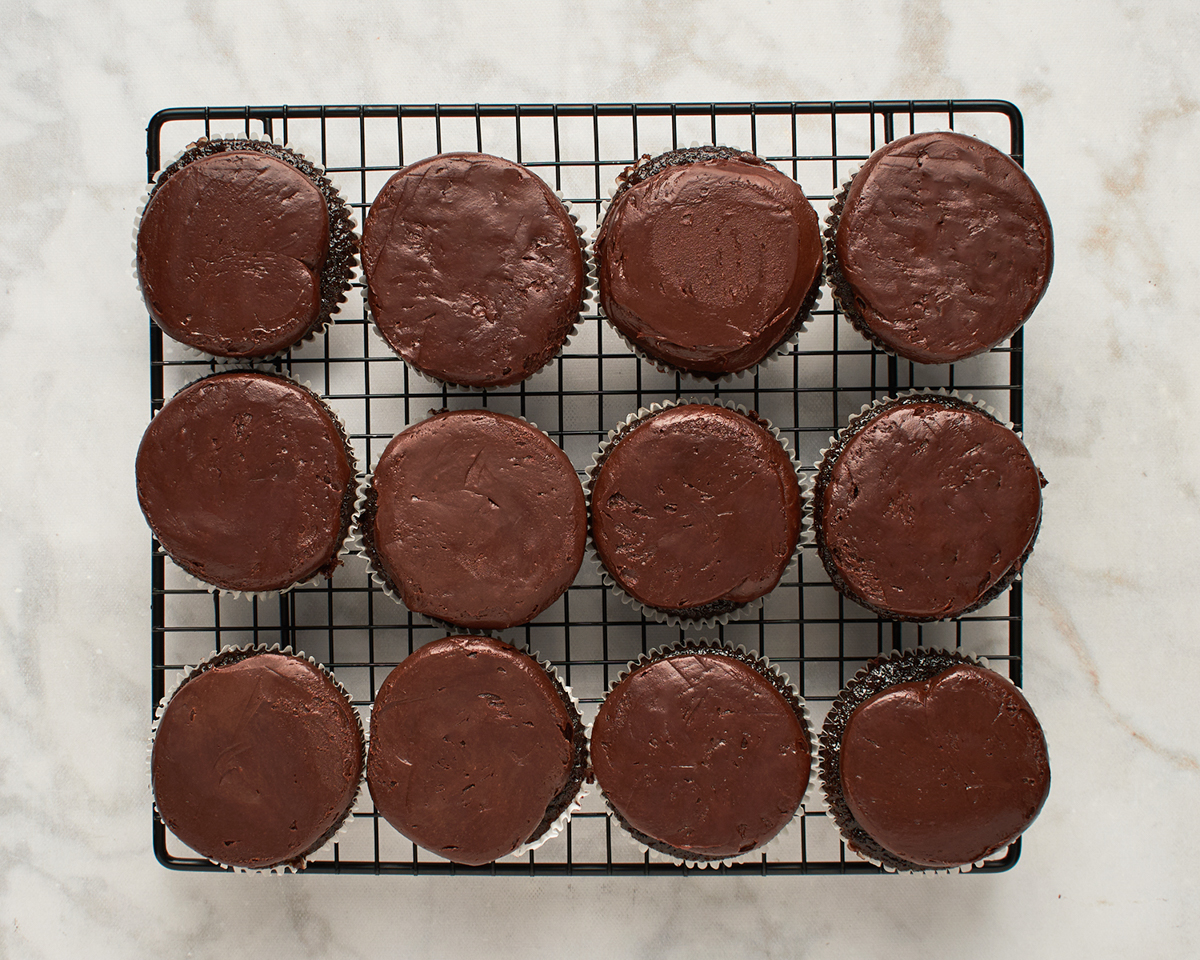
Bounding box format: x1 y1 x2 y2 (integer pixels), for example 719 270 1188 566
148 100 1027 876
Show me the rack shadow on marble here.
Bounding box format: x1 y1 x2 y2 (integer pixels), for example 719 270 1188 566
148 100 1025 875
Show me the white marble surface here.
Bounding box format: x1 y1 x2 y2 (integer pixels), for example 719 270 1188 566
3 0 1200 956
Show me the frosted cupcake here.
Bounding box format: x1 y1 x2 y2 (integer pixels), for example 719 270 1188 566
136 371 356 596
596 146 823 378
152 646 365 871
361 152 586 388
825 131 1052 364
591 642 811 863
819 649 1050 871
588 401 802 624
358 409 586 630
367 636 587 865
810 392 1045 621
137 137 356 358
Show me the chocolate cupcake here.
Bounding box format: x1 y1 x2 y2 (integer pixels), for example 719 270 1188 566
136 371 356 595
826 131 1053 364
361 152 586 388
819 649 1050 871
359 409 586 630
591 642 812 863
137 137 356 358
595 146 823 378
152 646 365 871
588 401 802 624
367 636 587 866
811 392 1045 621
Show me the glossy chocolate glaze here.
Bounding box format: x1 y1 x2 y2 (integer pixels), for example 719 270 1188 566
826 656 1050 870
138 140 355 358
362 409 586 630
136 372 356 593
591 647 811 860
596 147 823 376
830 131 1053 364
367 636 586 866
152 650 365 870
361 152 584 387
813 395 1044 621
589 404 802 617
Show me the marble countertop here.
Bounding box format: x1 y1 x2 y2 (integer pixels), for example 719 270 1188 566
3 1 1199 957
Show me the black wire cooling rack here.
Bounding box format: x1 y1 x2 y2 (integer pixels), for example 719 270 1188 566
148 100 1028 875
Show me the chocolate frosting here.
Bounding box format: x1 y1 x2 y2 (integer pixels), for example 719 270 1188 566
836 660 1050 869
361 152 584 387
136 372 356 593
591 648 811 860
137 141 348 358
589 404 801 616
152 650 364 870
814 395 1044 620
831 131 1053 364
596 147 823 375
363 409 586 630
367 636 585 866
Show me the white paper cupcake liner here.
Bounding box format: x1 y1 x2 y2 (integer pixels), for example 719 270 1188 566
143 368 359 602
816 646 1044 874
584 398 804 628
362 178 594 392
803 388 1038 618
133 132 358 362
592 144 822 384
149 642 367 874
592 639 815 869
350 409 583 633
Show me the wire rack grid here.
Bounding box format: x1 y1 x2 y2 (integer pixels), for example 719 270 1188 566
148 100 1027 875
